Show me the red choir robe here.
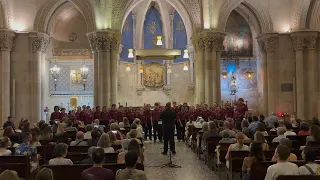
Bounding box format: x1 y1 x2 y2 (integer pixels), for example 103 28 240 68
237 103 248 119
69 114 77 122
151 109 161 121
60 112 68 119
117 111 125 122
108 109 118 121
94 111 101 120
143 110 152 124
79 110 86 122
126 110 136 123
83 111 93 125
100 111 109 121
50 112 61 121
201 109 211 121
137 113 146 125
75 111 81 120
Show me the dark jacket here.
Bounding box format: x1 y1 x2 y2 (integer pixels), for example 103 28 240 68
160 108 176 129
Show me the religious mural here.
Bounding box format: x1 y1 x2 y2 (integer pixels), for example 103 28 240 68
222 11 253 57
143 62 165 89
220 60 257 92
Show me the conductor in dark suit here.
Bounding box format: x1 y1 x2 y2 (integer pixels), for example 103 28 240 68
160 102 177 155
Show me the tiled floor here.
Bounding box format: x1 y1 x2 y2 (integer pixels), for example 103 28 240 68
143 140 220 180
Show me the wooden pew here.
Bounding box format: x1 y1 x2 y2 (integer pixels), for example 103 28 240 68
265 135 278 142
226 151 249 180
0 156 30 178
204 137 221 165
37 145 54 164
215 143 231 178
277 175 320 180
309 141 320 149
287 135 308 149
67 153 119 164
267 142 279 151
69 146 90 153
43 163 144 180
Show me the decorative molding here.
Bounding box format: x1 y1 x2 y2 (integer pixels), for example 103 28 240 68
290 31 319 50
0 0 11 29
257 33 279 52
192 31 226 52
291 0 311 30
180 0 202 31
30 33 51 52
0 29 15 51
53 49 92 57
112 0 132 29
87 30 122 52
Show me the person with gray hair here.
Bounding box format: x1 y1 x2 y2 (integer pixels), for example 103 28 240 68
49 143 73 165
97 133 115 153
219 121 236 138
117 139 131 164
81 146 96 164
272 127 287 142
265 112 279 128
201 121 219 151
271 138 297 162
84 124 93 140
70 131 88 146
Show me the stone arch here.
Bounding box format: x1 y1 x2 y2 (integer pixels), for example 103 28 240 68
291 0 312 30
33 0 95 33
306 0 320 30
0 0 11 29
218 0 273 34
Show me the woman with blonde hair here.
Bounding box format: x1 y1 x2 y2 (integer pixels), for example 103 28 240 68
36 168 54 180
0 137 12 156
253 131 269 150
225 132 249 161
0 170 20 180
97 133 115 153
56 123 65 136
107 131 122 145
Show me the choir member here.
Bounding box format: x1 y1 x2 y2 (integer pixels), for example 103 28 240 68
144 104 152 141
117 106 125 122
100 106 109 127
235 98 248 120
94 106 101 120
50 106 61 121
152 103 162 142
177 106 188 141
75 106 82 120
83 106 93 125
60 108 68 119
126 107 135 124
109 104 118 121
69 110 77 123
80 105 87 122
201 104 211 121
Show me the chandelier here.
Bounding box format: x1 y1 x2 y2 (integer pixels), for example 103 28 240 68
221 59 228 80
50 60 60 91
80 62 89 90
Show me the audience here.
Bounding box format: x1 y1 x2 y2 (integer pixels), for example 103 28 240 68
242 127 253 143
242 142 265 180
49 143 73 165
117 139 131 164
70 131 88 146
84 125 93 139
219 131 235 143
225 132 249 168
284 122 297 137
0 137 12 156
81 146 96 164
298 146 319 175
272 127 287 142
201 121 219 151
31 131 41 148
55 123 65 136
39 126 53 140
0 170 20 180
272 138 297 161
248 116 259 134
253 132 269 151
127 139 144 164
36 168 54 180
116 152 147 180
298 122 310 135
97 133 115 153
264 145 299 180
3 126 19 144
81 147 115 180
255 123 268 136
87 130 100 146
108 131 122 145
128 130 142 144
306 125 320 145
265 112 279 128
3 116 15 129
219 121 236 138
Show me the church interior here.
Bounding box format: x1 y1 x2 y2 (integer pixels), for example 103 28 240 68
0 0 320 180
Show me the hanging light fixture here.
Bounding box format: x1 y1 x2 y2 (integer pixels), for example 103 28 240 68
50 60 60 91
156 36 163 46
245 59 254 79
167 65 172 73
80 62 89 90
221 59 228 80
128 49 134 58
183 62 189 71
139 65 143 74
183 49 189 58
126 64 131 72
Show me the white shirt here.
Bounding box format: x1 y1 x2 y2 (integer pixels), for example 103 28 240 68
49 158 73 165
84 131 92 139
298 164 319 175
0 150 12 156
264 162 299 180
100 147 115 153
284 131 297 137
272 135 286 142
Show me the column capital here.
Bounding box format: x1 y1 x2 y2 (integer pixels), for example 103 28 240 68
290 30 319 50
191 30 226 52
87 30 122 52
29 32 51 52
257 33 279 52
0 29 15 51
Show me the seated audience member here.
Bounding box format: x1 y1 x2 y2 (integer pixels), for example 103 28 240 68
241 119 249 129
123 118 130 129
306 125 320 145
219 121 236 138
298 122 311 135
3 116 15 129
272 127 287 142
116 151 147 180
131 123 143 139
0 170 20 180
265 112 279 128
84 125 93 139
65 120 77 132
97 133 115 153
270 122 279 132
247 117 253 124
0 137 12 156
256 123 268 136
264 145 299 180
87 130 100 146
81 146 96 164
272 138 297 161
36 168 54 180
40 126 53 140
298 146 319 175
31 131 42 147
81 147 114 180
119 122 125 129
284 122 297 137
3 126 19 144
225 132 249 168
128 130 142 144
117 139 131 164
70 131 88 146
107 131 122 145
134 119 143 133
248 116 260 134
202 121 219 151
219 131 235 144
55 123 65 136
128 140 144 164
242 142 265 180
242 128 253 143
22 122 31 133
253 131 269 151
312 117 320 127
49 143 73 165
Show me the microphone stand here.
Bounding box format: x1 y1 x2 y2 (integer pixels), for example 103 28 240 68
160 149 181 168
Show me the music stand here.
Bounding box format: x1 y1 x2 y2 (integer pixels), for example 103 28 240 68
160 150 181 168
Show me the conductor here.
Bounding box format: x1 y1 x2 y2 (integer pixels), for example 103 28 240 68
160 102 177 155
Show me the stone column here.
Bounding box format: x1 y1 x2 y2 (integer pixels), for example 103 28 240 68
291 31 318 120
110 33 121 105
188 44 195 85
29 32 50 122
41 55 49 120
257 33 278 115
0 30 14 125
192 33 205 104
257 39 268 116
87 36 99 106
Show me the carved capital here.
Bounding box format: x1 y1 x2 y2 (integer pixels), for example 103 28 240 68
257 33 279 52
30 32 51 52
257 39 265 52
0 30 15 51
192 31 226 52
291 31 318 50
87 30 121 52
